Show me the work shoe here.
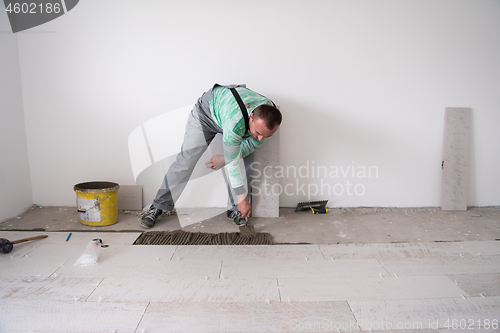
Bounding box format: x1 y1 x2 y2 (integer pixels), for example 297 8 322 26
227 210 248 227
141 206 163 228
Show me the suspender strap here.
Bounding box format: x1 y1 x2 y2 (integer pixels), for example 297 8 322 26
229 88 250 136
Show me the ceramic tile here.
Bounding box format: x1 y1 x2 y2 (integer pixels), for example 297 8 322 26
87 277 280 303
382 256 500 276
172 244 324 260
139 301 358 333
0 276 102 301
0 254 69 278
279 277 410 302
320 242 464 260
442 107 471 211
394 275 469 299
459 241 500 256
55 254 220 279
348 297 500 330
278 276 467 302
221 259 387 279
0 299 147 332
446 273 500 297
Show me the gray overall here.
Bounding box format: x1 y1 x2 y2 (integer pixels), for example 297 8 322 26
152 84 253 213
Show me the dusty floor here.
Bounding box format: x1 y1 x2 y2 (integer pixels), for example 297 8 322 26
1 206 499 244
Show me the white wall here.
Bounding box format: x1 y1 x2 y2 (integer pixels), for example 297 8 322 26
14 0 500 208
0 9 33 221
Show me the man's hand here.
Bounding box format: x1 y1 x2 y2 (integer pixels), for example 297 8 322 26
237 195 251 218
205 155 225 171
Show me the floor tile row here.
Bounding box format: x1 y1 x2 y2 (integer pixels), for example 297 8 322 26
0 275 473 303
1 298 498 332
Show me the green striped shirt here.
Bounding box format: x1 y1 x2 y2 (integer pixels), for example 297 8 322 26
209 85 274 194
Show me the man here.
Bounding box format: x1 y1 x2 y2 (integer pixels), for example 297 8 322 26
141 84 282 228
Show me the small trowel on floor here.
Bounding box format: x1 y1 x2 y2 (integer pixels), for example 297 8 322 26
295 200 328 213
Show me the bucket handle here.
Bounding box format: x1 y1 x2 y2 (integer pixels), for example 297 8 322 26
77 190 117 213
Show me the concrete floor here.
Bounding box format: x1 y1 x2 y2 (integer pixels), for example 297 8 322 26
1 205 499 244
0 207 499 332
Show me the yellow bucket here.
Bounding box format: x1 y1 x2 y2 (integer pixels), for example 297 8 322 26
74 181 120 226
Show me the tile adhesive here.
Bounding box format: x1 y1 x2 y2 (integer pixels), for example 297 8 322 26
133 225 273 245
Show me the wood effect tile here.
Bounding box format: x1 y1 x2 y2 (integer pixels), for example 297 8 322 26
459 241 500 256
365 330 437 333
88 277 280 303
0 276 102 301
0 299 147 332
221 259 387 279
0 254 68 278
394 275 469 299
320 242 464 260
56 257 221 279
172 244 324 260
439 329 496 333
442 107 471 211
446 273 500 297
139 301 358 333
278 276 467 302
348 297 500 330
381 256 500 276
279 277 410 302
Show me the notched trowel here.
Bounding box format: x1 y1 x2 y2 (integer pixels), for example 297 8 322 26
295 200 328 212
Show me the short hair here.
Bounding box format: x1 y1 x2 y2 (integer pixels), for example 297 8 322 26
253 104 282 130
